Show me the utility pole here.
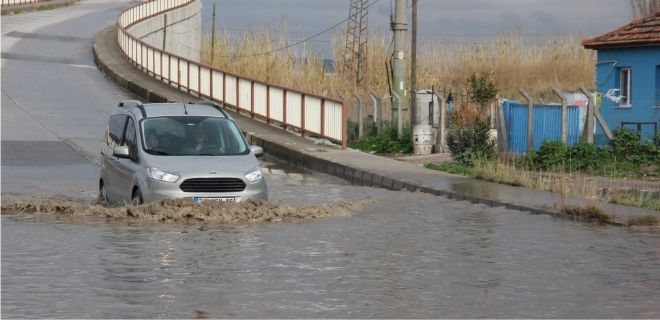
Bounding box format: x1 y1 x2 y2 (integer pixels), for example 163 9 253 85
210 3 216 66
410 0 417 130
391 0 408 136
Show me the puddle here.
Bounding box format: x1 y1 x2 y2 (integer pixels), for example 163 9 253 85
1 197 372 224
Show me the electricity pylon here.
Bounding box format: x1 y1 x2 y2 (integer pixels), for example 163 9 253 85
343 0 369 87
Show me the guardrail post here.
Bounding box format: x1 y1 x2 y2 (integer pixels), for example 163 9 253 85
320 99 325 138
552 88 568 144
342 100 348 150
266 85 270 124
235 77 240 111
579 87 595 144
520 89 534 154
250 81 255 118
222 73 226 105
282 89 287 131
301 94 306 136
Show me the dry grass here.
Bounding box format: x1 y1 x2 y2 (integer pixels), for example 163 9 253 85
200 27 595 102
626 215 660 226
561 204 613 224
462 159 659 210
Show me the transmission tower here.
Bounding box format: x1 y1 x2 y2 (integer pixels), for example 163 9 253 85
343 0 369 86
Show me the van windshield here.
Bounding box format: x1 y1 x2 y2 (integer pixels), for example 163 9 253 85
140 116 249 156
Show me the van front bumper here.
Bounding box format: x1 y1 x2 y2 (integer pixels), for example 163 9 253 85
142 178 268 203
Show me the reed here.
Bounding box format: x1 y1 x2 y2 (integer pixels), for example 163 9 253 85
200 27 595 100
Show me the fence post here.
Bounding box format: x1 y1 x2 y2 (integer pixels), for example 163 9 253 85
352 92 363 139
497 98 509 155
369 92 381 133
579 87 595 144
552 88 568 144
381 94 392 125
520 89 534 154
392 91 403 139
593 108 613 141
435 96 446 153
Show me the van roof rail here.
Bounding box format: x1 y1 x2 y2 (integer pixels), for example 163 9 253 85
187 100 228 118
118 100 146 117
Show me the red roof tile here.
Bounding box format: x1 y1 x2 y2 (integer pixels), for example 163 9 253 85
582 11 660 49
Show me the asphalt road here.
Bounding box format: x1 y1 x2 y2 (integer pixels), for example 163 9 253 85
1 0 138 200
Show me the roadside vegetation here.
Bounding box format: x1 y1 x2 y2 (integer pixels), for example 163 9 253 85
200 28 594 101
424 73 660 211
427 128 659 211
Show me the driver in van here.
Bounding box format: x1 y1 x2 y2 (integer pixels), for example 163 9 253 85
189 126 225 155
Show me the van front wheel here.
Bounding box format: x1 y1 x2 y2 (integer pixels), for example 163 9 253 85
131 188 144 206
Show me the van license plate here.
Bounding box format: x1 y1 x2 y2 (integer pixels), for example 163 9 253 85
194 197 235 203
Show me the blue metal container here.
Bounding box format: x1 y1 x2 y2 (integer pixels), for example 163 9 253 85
503 100 581 154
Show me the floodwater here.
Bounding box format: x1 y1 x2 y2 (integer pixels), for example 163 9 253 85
2 158 660 318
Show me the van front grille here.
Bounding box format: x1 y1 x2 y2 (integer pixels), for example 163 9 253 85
179 178 246 193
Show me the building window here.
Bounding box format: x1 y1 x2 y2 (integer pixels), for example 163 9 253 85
619 68 631 106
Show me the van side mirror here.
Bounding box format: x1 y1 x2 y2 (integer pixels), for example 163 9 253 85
113 145 130 159
250 145 263 157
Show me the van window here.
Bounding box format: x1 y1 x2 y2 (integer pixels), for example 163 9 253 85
140 116 249 156
107 115 127 148
124 118 138 161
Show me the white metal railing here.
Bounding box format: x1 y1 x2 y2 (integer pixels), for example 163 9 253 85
1 0 39 6
117 0 348 148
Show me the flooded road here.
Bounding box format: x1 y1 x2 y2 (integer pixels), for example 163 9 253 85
3 158 660 318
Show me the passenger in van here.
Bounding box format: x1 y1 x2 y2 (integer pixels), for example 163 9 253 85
146 130 167 154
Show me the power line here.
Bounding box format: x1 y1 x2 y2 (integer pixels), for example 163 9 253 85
217 0 380 59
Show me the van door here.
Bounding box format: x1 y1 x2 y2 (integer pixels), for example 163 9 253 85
115 117 142 203
101 114 128 203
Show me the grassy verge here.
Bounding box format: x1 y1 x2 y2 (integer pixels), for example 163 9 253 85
425 160 660 211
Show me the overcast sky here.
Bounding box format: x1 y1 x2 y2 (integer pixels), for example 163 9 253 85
202 0 632 54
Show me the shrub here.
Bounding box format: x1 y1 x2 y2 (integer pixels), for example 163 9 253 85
566 141 599 171
533 141 567 170
446 117 495 166
349 124 412 155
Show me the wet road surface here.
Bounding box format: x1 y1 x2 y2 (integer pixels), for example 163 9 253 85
3 161 660 318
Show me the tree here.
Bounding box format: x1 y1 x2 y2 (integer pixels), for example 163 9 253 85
630 0 660 19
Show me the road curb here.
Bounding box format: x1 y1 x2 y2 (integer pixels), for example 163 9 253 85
93 25 653 226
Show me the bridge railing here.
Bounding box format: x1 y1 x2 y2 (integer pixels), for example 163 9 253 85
117 0 348 148
1 0 40 6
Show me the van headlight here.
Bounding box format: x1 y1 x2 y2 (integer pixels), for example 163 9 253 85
244 167 263 183
147 166 179 183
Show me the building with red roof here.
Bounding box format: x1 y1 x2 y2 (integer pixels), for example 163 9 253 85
582 11 660 142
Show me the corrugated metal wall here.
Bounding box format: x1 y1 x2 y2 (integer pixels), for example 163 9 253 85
503 101 581 154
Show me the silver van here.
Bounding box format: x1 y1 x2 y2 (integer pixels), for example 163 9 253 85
99 100 267 205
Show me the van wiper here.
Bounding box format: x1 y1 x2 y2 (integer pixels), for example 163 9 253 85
146 149 170 155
